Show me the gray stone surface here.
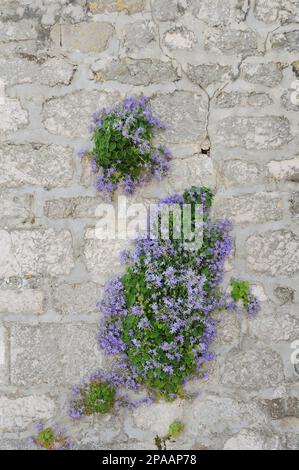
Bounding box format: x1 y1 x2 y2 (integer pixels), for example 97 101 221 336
205 28 258 56
151 91 208 144
43 90 119 138
0 395 56 431
241 62 284 87
247 230 299 276
221 347 284 389
0 229 74 278
50 22 115 53
92 58 179 86
51 281 101 316
214 116 291 150
0 144 74 189
10 324 105 386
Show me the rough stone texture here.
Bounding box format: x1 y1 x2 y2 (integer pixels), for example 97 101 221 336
290 192 299 215
0 144 74 189
50 22 115 53
91 58 179 86
192 0 248 26
267 158 299 182
223 429 281 450
1 0 299 451
44 196 104 219
152 0 190 21
164 26 196 50
254 0 299 24
87 0 145 14
186 63 233 92
0 229 74 278
0 57 75 87
213 192 283 224
221 347 284 389
247 230 299 276
270 30 299 52
10 324 105 386
0 395 56 431
215 91 273 108
205 28 258 56
0 98 28 137
43 91 119 138
214 116 291 150
241 62 284 87
0 192 35 228
151 91 208 144
51 281 101 316
0 289 44 314
121 21 157 55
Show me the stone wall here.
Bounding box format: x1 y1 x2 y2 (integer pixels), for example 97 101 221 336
0 0 299 450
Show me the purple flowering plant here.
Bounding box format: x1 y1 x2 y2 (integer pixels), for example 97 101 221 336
99 186 260 401
82 96 172 198
31 422 73 450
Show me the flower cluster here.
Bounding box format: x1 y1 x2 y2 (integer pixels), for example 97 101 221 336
31 422 73 450
230 279 260 317
98 187 259 400
82 96 172 198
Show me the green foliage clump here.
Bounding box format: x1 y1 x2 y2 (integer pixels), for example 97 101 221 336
230 279 250 307
154 420 185 450
69 379 116 418
37 427 55 449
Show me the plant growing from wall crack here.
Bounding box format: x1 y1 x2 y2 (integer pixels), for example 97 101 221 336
81 96 172 198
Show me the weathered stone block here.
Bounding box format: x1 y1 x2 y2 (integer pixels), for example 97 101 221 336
0 395 56 431
0 98 28 137
216 160 264 188
164 26 195 50
91 58 178 85
122 21 157 54
44 196 105 219
43 90 119 138
192 0 248 26
267 158 299 182
0 192 35 228
186 63 233 91
249 309 299 342
51 22 115 53
87 0 145 14
213 192 283 224
270 30 299 52
221 347 284 389
223 429 281 450
152 0 190 21
205 28 258 56
51 281 101 316
0 144 74 189
262 397 299 419
84 232 127 282
214 116 291 150
290 192 299 215
215 91 272 108
241 62 284 87
151 91 208 144
247 230 299 276
0 289 44 314
0 20 37 42
274 286 295 305
184 396 268 436
254 0 298 24
169 154 216 191
0 229 74 278
10 324 105 386
0 57 75 87
0 325 8 384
